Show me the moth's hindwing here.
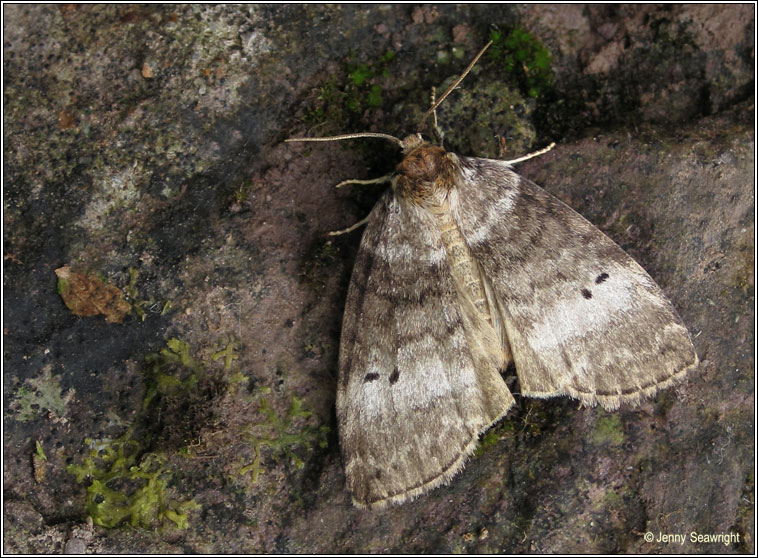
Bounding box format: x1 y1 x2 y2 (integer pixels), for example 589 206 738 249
453 156 699 410
336 190 515 509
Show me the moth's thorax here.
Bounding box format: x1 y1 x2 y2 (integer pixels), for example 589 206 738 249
394 143 460 209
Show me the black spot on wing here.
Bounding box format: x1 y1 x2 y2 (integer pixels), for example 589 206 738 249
595 272 609 284
389 367 400 385
581 288 593 299
364 373 380 383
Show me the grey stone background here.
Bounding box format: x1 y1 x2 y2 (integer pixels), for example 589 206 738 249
3 4 754 553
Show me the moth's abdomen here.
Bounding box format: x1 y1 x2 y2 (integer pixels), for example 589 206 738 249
394 142 487 309
394 142 510 371
433 203 511 375
436 210 489 318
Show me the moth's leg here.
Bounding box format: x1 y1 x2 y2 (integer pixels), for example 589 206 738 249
429 86 445 146
502 142 556 165
327 214 371 236
328 174 392 236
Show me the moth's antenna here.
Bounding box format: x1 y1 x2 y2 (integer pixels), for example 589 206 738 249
417 40 493 135
285 132 403 148
502 142 556 165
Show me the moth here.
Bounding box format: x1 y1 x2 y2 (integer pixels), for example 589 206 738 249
287 42 698 509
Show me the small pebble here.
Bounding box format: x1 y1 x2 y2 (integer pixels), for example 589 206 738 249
64 537 86 554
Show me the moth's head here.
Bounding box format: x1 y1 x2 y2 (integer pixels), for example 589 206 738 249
394 142 460 207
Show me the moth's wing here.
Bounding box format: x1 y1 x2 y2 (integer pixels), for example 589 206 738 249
336 190 515 509
454 156 698 410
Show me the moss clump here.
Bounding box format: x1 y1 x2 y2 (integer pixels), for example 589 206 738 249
345 48 395 112
592 413 625 446
67 432 199 529
232 178 255 205
143 338 203 410
488 28 553 98
474 427 503 458
212 337 239 370
123 267 155 322
303 49 396 130
240 395 329 483
142 337 227 449
303 77 342 128
65 336 236 529
33 441 48 483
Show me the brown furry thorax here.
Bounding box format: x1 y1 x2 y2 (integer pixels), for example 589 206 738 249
395 135 459 207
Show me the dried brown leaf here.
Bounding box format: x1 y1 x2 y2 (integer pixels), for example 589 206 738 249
55 265 131 324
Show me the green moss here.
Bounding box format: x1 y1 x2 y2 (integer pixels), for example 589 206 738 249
304 77 342 128
592 413 625 446
349 63 373 86
451 45 466 60
344 50 394 112
367 84 383 107
35 440 47 461
232 179 255 205
124 267 145 320
227 369 249 386
67 431 199 529
604 489 622 506
124 267 168 322
302 49 396 130
488 28 554 98
11 367 72 422
240 395 329 484
212 338 239 370
65 336 232 528
474 429 499 458
33 440 48 482
153 337 201 370
141 337 227 450
142 337 202 410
